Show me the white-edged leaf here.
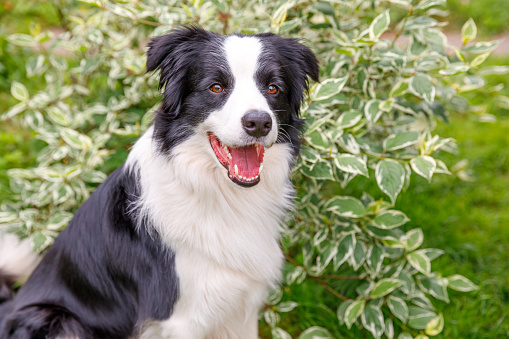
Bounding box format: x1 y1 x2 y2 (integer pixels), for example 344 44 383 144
60 128 92 150
326 196 366 218
385 318 394 339
403 228 423 251
313 77 348 102
425 313 444 336
2 102 27 120
301 160 334 181
387 296 409 323
334 233 356 270
408 306 437 330
365 99 383 124
335 154 368 177
410 155 436 182
11 81 29 102
375 159 405 204
30 230 55 253
361 301 385 338
272 327 292 339
446 274 478 292
398 333 413 339
370 278 403 298
409 74 435 103
384 132 420 151
417 275 449 302
461 18 477 45
344 299 365 329
275 301 298 313
407 250 431 275
337 110 363 129
46 211 73 231
373 210 410 229
369 10 390 40
298 326 332 339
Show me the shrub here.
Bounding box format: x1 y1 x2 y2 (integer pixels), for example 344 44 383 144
2 0 506 338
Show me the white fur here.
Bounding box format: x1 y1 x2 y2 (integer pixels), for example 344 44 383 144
126 124 294 338
206 35 278 148
0 233 39 281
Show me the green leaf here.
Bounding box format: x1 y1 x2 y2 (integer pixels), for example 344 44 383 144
407 250 431 275
301 160 334 181
326 196 366 218
7 33 37 47
384 132 420 151
2 102 27 120
385 318 394 339
337 110 362 129
462 40 500 54
390 80 409 97
461 18 477 45
417 275 449 302
403 228 423 251
408 307 437 330
272 327 291 339
46 106 70 126
337 300 352 325
11 81 29 102
375 160 405 204
373 210 410 229
387 296 409 322
425 313 444 336
344 299 365 329
369 10 390 40
370 278 403 298
60 128 91 150
335 154 368 177
298 326 332 339
361 301 385 338
313 77 348 102
30 230 54 253
409 74 435 103
398 333 413 339
364 99 383 124
334 233 356 270
410 155 436 182
415 0 446 10
275 301 298 313
446 275 478 292
46 211 73 231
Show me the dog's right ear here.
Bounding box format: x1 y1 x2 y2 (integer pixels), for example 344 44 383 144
146 26 210 118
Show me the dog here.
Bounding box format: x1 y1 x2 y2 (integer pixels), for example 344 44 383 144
0 26 318 338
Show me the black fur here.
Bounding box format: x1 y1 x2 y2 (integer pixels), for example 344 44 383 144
0 167 179 338
0 26 318 338
147 26 318 155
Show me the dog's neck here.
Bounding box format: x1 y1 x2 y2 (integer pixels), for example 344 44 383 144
125 126 294 280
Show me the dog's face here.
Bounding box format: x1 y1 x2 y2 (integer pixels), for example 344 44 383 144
146 27 318 187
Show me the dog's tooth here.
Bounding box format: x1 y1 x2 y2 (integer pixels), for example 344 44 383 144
259 164 263 175
227 153 232 159
234 164 239 176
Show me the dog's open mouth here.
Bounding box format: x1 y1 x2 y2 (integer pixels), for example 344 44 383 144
208 133 264 187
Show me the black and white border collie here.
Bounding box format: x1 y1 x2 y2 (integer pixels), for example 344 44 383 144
0 26 318 338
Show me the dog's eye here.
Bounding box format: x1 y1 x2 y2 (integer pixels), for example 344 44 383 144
267 85 278 95
210 84 224 93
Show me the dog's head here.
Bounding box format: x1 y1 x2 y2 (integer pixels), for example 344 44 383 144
146 26 318 187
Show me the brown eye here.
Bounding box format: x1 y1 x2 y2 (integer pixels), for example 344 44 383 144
211 84 224 93
267 84 278 95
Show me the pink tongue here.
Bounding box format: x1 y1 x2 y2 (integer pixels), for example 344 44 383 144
230 145 260 178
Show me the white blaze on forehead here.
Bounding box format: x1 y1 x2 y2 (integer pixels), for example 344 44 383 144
202 35 278 147
223 35 262 79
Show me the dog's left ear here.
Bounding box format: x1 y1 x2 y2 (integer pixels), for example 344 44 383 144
146 26 211 118
273 38 319 117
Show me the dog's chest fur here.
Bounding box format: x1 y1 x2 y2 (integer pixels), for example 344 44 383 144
126 128 294 337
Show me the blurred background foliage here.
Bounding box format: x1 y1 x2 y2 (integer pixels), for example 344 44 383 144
0 0 508 338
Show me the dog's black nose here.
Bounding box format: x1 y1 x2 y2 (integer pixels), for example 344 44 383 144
242 110 272 138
